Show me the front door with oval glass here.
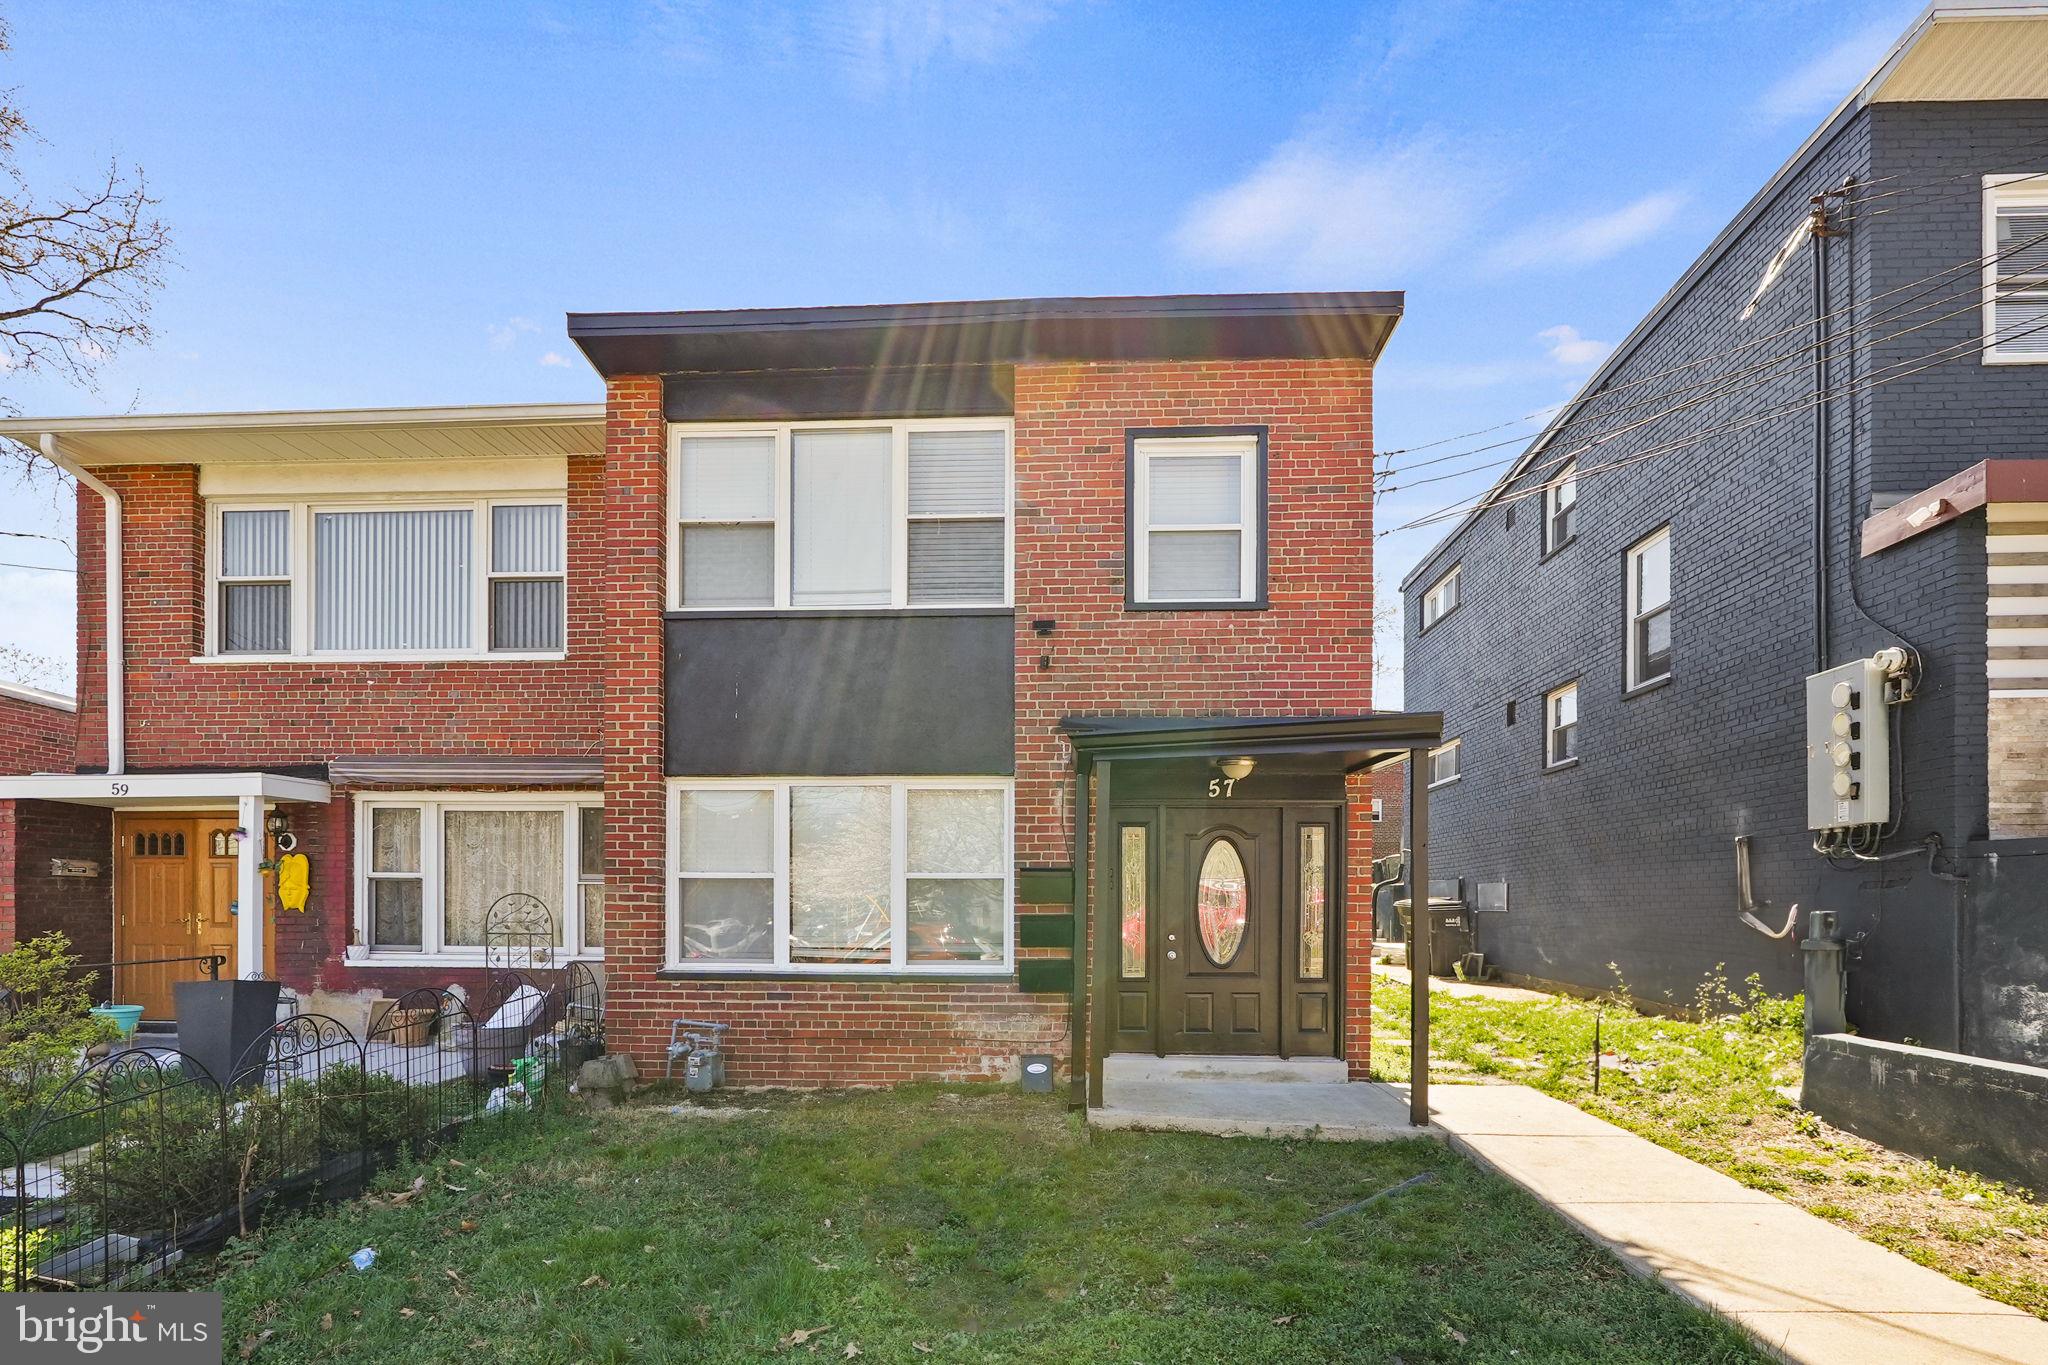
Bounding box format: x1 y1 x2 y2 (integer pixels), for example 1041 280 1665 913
1140 805 1338 1057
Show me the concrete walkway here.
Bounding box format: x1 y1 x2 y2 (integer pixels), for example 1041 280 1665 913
1429 1084 2048 1365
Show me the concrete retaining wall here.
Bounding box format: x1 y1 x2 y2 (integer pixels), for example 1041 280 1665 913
1802 1033 2048 1194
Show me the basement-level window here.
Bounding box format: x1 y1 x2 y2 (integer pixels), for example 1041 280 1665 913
209 499 566 659
672 420 1012 611
1421 565 1461 631
1985 175 2048 364
668 778 1013 974
1626 526 1672 690
355 795 602 961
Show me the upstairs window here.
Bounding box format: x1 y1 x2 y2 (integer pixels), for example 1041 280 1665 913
1428 739 1462 787
207 497 567 659
1627 526 1672 690
1985 175 2048 364
1545 682 1579 768
1544 459 1579 553
672 420 1012 611
1128 429 1266 608
1421 565 1461 631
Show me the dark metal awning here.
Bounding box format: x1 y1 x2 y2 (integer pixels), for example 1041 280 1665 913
1061 712 1443 769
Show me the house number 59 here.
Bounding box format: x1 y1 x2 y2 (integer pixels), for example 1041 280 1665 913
1206 777 1236 798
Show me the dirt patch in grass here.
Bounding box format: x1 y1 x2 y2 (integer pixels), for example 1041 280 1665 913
1371 971 2048 1319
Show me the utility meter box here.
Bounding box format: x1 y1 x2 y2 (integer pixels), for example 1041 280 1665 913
1805 657 1891 830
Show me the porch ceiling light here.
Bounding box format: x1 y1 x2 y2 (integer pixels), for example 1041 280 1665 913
1216 756 1256 783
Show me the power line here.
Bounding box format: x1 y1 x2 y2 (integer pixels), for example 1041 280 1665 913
0 559 74 574
0 528 74 551
1379 276 2003 498
1374 218 2048 486
1380 308 2048 539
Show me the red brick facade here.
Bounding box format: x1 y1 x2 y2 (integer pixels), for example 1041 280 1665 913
25 347 1384 1086
0 689 92 960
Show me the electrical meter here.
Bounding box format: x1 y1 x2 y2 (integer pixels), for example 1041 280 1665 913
1805 656 1892 831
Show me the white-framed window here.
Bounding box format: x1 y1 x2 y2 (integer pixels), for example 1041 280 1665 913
670 419 1012 611
667 777 1012 974
205 496 567 659
1427 740 1462 788
1545 682 1579 768
353 793 602 962
1544 459 1579 553
1129 431 1264 606
1421 565 1461 631
1626 526 1672 690
1370 797 1385 822
1984 174 2048 364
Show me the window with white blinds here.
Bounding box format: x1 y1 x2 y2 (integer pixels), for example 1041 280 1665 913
671 421 1011 610
1130 432 1263 606
206 497 567 658
1986 177 2048 364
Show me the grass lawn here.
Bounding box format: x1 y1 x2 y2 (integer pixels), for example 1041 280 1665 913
200 1087 1767 1364
1369 969 2048 1320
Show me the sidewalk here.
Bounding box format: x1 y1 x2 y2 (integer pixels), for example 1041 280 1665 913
1429 1084 2048 1364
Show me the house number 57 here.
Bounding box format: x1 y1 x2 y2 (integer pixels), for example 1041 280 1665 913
1206 777 1237 798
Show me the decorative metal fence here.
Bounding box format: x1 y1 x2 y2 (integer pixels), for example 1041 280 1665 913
2 980 581 1291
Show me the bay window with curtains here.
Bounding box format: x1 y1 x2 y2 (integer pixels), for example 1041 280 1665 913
355 794 602 960
671 419 1012 611
669 778 1012 973
207 496 566 658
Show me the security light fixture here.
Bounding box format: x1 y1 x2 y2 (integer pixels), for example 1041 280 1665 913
1217 756 1256 783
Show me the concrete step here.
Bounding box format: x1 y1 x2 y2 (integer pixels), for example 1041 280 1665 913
1103 1053 1349 1085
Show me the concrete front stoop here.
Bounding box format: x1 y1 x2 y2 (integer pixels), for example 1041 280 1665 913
1426 1084 2048 1365
1089 1054 1430 1142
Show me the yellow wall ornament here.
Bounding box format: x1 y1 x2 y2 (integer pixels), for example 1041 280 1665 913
277 850 311 912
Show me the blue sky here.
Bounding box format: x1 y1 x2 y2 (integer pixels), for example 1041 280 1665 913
0 0 1921 702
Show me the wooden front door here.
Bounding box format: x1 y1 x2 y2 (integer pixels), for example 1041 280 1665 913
1110 800 1343 1060
113 815 249 1018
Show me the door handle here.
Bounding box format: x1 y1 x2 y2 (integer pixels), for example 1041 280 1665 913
1167 950 1178 961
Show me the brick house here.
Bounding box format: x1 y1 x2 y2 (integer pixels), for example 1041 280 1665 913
0 292 1445 1103
1400 5 2048 1066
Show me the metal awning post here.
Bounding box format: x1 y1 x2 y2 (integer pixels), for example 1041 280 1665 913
1407 747 1430 1126
1069 755 1092 1110
235 793 265 980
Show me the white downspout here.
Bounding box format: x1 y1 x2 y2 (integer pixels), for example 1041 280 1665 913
40 432 123 775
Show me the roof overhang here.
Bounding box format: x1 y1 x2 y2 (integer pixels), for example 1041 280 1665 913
1061 713 1443 772
0 680 75 712
0 771 332 808
568 292 1404 378
1861 459 2048 553
0 403 604 468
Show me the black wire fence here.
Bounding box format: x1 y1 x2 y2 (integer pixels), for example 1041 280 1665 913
1 968 602 1291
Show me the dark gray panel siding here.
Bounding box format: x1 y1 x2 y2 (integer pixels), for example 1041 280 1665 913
666 611 1015 775
1402 103 2048 1059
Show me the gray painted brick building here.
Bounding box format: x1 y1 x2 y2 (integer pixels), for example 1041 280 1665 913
1401 4 2048 1066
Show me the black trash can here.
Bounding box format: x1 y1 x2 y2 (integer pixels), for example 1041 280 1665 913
1394 897 1474 978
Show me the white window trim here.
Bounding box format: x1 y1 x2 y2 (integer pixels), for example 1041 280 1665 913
665 775 1014 975
202 492 569 662
668 418 1014 612
1544 459 1579 553
1626 526 1673 691
1427 739 1462 789
1130 433 1261 605
1370 797 1385 822
1983 173 2048 366
351 791 603 966
1544 682 1580 770
1421 565 1462 631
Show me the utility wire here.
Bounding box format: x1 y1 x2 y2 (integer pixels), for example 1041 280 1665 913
0 559 74 573
1380 308 2048 538
1374 219 2048 485
1379 276 2009 497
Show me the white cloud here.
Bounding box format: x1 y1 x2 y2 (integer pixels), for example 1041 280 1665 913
538 351 574 368
488 317 540 351
1538 324 1613 371
1175 135 1492 281
1485 189 1687 272
1755 17 1899 128
834 0 1069 87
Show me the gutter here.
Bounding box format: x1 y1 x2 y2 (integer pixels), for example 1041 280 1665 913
39 433 123 775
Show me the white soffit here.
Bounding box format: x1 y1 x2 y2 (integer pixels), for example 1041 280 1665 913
0 771 333 808
1870 12 2048 103
0 403 604 467
200 455 567 497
